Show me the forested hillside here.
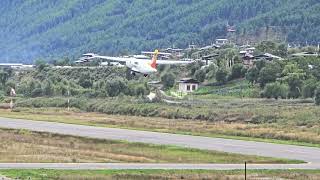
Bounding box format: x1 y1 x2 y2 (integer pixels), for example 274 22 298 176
0 0 319 62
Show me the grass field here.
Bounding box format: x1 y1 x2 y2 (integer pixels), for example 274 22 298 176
1 103 320 148
194 79 261 98
0 128 295 164
1 169 320 180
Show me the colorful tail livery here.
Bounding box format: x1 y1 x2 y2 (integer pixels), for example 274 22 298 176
150 49 159 69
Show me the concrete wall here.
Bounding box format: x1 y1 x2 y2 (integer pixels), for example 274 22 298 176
179 83 199 93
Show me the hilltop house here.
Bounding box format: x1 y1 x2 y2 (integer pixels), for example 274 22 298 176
254 53 283 61
215 39 228 46
240 48 283 68
242 53 255 68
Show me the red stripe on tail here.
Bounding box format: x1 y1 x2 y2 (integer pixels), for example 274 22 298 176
151 49 159 68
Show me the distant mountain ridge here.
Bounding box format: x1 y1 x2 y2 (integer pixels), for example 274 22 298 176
0 0 319 63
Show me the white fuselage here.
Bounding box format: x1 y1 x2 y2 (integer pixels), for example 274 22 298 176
125 58 157 75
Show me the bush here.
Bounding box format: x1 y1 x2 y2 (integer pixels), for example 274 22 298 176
287 75 303 98
258 63 282 87
206 64 217 80
216 69 228 84
194 69 206 82
31 88 43 97
0 94 4 102
315 86 320 105
105 79 128 97
241 66 248 77
262 82 288 99
302 79 318 98
161 73 176 89
230 63 244 80
245 67 259 85
135 85 147 96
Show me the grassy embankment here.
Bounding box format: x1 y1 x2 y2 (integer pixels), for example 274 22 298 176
3 96 320 148
1 80 318 147
1 169 320 180
0 128 294 164
193 79 261 98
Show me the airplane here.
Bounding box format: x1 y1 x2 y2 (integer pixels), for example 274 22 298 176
79 50 194 76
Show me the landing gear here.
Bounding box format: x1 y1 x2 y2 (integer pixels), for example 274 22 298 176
129 71 148 77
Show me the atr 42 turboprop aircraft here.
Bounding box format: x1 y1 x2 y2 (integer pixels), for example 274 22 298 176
79 50 194 76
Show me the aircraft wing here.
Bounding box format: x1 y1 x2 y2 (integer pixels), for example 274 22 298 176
94 55 130 62
156 60 195 65
142 51 171 56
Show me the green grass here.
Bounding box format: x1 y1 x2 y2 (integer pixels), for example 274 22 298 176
194 79 261 98
1 169 320 180
1 128 297 164
1 106 320 149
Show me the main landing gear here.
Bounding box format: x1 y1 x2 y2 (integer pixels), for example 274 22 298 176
130 71 148 77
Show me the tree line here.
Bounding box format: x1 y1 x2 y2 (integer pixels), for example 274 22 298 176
0 0 319 62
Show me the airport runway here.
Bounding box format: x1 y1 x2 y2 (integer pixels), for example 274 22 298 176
0 117 320 169
0 163 320 170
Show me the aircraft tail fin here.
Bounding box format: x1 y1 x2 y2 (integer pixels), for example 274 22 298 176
150 49 159 68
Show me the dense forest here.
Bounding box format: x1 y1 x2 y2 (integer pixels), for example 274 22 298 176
0 0 319 62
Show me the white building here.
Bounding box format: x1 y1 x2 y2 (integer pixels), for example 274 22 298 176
178 78 200 93
0 63 34 69
215 39 228 46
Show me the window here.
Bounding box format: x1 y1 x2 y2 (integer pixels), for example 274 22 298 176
186 85 190 91
192 85 196 91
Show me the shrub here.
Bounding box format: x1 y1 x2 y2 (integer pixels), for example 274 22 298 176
0 93 4 102
230 63 244 79
206 64 217 80
161 73 176 89
262 82 288 99
241 66 248 77
194 69 206 82
315 86 320 105
302 79 318 98
245 67 259 85
135 85 147 96
258 63 282 87
31 88 43 97
216 69 228 84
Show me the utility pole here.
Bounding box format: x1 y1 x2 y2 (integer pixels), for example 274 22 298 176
245 162 247 180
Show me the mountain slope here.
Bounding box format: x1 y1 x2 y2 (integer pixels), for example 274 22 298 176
0 0 319 62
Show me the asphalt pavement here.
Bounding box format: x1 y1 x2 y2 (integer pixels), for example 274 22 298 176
0 117 319 169
0 163 319 170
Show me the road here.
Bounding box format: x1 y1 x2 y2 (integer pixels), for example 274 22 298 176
0 117 320 169
0 163 320 170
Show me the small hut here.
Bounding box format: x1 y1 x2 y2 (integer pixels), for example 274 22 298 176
178 78 200 93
